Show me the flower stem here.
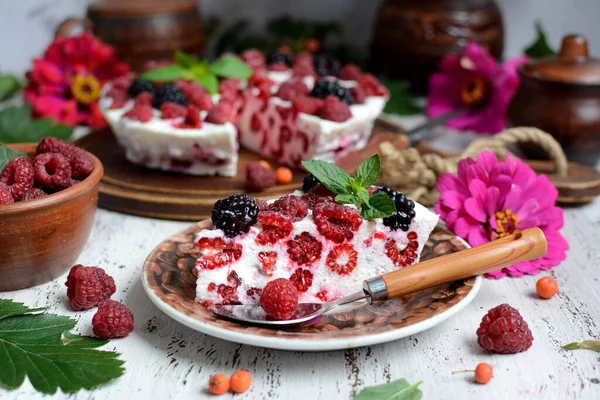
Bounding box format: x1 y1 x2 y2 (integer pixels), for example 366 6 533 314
452 369 475 375
562 340 600 352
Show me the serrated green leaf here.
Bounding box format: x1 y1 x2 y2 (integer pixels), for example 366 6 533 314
208 56 252 80
355 154 381 188
0 145 26 171
0 300 46 320
361 191 397 220
0 75 22 101
0 299 125 394
354 378 422 400
524 21 556 59
302 159 352 194
336 173 354 194
140 65 192 82
194 73 219 95
175 50 202 68
335 193 359 205
357 186 370 205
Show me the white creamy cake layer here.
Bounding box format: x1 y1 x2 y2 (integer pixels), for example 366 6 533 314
194 201 438 305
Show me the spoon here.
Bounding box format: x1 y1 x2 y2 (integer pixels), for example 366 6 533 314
211 228 547 327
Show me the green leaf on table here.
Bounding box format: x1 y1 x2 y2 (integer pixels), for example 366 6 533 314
0 74 22 101
354 378 423 400
0 299 125 394
140 65 192 81
524 21 556 58
175 50 202 69
208 55 253 80
194 73 220 95
0 145 26 170
354 154 380 188
562 340 600 352
382 80 419 115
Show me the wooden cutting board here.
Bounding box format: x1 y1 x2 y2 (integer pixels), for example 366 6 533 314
76 120 408 221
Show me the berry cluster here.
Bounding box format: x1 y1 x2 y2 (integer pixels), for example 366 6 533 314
375 186 416 231
311 79 354 104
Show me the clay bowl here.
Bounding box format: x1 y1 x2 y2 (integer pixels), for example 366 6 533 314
0 143 103 291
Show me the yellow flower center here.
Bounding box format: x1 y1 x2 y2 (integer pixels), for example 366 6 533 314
494 208 519 238
70 74 101 105
460 75 490 108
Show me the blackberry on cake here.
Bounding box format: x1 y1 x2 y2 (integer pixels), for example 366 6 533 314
375 186 416 232
152 82 187 108
211 194 259 238
311 78 354 104
128 78 155 98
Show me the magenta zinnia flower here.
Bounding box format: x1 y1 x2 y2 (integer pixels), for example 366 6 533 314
435 151 568 278
427 42 527 134
24 32 130 128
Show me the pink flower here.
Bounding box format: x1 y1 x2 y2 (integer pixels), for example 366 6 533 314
427 42 528 134
24 32 130 128
435 151 568 278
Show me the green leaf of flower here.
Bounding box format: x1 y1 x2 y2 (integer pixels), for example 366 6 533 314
194 73 219 95
141 65 192 82
335 193 360 205
208 56 252 80
302 159 353 194
0 299 125 394
0 145 26 171
354 154 381 188
524 21 556 58
354 378 423 400
0 104 73 144
0 74 22 101
175 50 202 68
562 340 600 352
361 191 396 220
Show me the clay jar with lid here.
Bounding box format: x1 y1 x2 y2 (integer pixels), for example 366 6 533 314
508 34 600 165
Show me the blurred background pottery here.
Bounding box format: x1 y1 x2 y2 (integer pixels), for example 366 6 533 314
0 144 103 292
509 34 600 165
370 0 504 93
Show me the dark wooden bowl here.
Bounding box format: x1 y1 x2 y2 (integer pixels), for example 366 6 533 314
0 144 104 292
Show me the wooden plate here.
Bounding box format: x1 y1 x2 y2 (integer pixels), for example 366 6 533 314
76 121 408 221
141 221 480 351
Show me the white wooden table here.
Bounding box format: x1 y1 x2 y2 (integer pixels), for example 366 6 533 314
2 119 600 400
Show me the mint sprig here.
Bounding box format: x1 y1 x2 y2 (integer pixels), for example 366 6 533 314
140 50 252 94
302 154 396 220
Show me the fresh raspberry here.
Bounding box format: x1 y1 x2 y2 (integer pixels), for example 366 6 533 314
219 79 241 97
268 195 308 222
196 237 243 270
313 202 362 243
248 71 276 94
160 102 187 119
269 62 288 72
319 96 352 122
176 105 202 129
477 304 534 354
205 99 237 124
36 137 94 180
302 184 335 209
33 153 72 192
241 49 267 71
0 157 34 201
385 231 419 267
350 86 366 104
259 278 299 320
0 186 14 204
245 161 276 192
256 211 293 245
287 232 322 265
255 198 269 211
289 268 313 292
292 60 316 78
326 244 358 275
106 85 128 109
123 103 153 122
258 251 278 276
216 283 241 305
291 95 324 116
65 265 116 311
276 78 309 101
92 300 134 339
176 80 213 110
293 51 313 66
133 91 153 106
358 73 389 97
338 64 362 81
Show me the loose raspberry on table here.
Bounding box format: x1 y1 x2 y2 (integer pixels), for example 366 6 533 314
319 96 352 122
123 103 153 122
176 105 202 129
37 137 94 180
176 80 213 111
259 278 299 320
33 153 72 192
65 265 117 311
292 95 324 116
258 251 278 276
276 78 309 101
0 186 14 204
241 49 267 71
313 202 362 243
289 268 314 292
92 300 134 339
385 232 419 267
287 232 322 266
477 304 534 354
205 99 238 124
196 237 243 270
326 244 358 275
350 86 366 104
269 195 308 222
245 161 276 192
0 156 34 201
160 102 187 119
358 73 389 97
338 64 362 81
211 194 259 237
302 184 335 209
256 211 293 245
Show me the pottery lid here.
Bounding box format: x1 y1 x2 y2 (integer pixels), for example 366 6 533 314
519 34 600 84
88 0 197 16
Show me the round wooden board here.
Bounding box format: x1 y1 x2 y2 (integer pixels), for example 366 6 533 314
76 121 408 221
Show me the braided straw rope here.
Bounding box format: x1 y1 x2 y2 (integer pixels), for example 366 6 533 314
379 127 569 206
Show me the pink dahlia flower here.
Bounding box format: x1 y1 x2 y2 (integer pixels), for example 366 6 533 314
426 42 528 134
24 32 130 128
435 151 568 278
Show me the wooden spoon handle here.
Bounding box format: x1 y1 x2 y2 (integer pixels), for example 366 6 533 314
379 228 547 300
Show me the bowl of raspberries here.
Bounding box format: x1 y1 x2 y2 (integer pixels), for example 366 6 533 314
0 137 103 291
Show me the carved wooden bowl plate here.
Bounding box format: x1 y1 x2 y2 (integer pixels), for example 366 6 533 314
141 221 481 351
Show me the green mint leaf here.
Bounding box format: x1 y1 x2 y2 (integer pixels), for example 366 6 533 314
356 186 370 205
302 159 352 195
354 154 381 188
0 299 125 394
335 193 360 205
0 74 22 101
562 340 600 352
0 145 26 171
361 191 397 220
382 80 419 115
524 21 556 58
175 50 202 68
208 56 252 80
194 73 219 95
354 378 423 400
140 65 192 82
336 173 354 194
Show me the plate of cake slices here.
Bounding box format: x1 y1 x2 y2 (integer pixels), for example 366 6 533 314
141 163 481 351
